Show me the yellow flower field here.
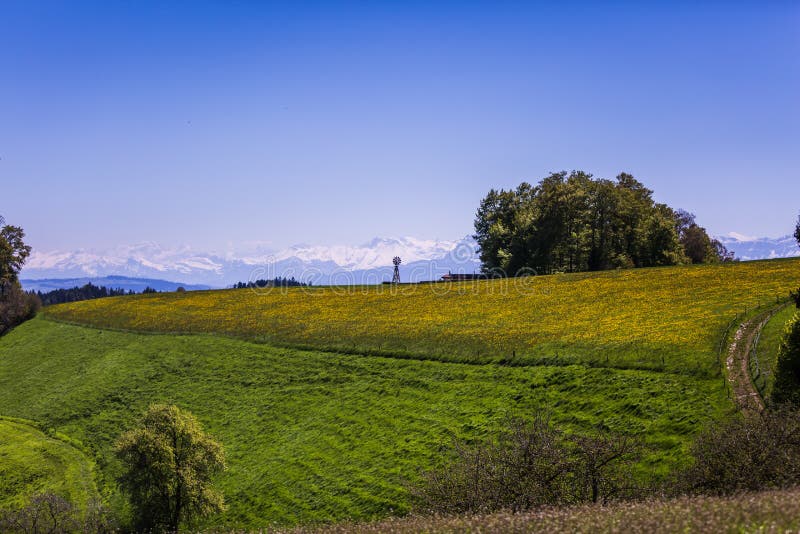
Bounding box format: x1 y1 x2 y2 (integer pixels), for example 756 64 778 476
44 258 800 378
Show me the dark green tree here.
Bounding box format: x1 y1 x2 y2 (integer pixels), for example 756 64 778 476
674 210 732 264
0 215 32 296
473 172 690 275
0 215 39 335
115 404 226 533
772 313 800 406
794 212 800 248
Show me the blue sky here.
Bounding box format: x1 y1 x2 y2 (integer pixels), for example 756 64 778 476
1 1 798 252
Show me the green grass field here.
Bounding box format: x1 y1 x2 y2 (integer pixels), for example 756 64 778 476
0 417 97 511
0 318 726 526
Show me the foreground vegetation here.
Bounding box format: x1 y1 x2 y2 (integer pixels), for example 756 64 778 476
0 318 727 526
283 488 800 533
0 418 97 511
44 258 800 376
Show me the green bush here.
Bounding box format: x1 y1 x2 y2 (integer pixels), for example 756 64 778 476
772 313 800 405
413 415 642 514
681 405 800 494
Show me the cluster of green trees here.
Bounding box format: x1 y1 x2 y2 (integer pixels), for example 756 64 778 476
233 276 309 289
474 171 732 276
35 283 136 306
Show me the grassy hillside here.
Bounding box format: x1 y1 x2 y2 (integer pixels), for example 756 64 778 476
0 417 97 511
44 259 799 377
0 318 726 527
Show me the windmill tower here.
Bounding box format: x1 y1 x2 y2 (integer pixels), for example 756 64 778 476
392 256 401 284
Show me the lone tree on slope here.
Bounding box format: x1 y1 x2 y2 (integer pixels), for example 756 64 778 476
115 404 226 533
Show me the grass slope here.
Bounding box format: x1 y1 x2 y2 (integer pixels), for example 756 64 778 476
0 319 727 527
0 417 97 511
44 258 800 377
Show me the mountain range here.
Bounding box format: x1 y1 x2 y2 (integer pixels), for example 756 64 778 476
716 234 800 262
21 236 482 288
19 234 798 289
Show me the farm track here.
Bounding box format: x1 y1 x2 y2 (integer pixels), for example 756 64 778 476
726 304 787 415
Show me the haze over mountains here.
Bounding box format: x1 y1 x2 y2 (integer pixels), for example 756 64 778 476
21 236 482 288
20 234 798 290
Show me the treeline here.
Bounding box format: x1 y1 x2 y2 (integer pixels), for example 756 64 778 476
35 283 138 306
233 277 309 289
474 171 733 276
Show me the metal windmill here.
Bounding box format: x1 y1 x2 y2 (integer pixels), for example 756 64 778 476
392 256 402 284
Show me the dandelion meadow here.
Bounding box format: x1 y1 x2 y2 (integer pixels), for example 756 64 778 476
45 258 800 377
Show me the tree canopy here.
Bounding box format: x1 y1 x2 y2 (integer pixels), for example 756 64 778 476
473 172 731 276
0 215 39 334
0 215 32 294
115 404 226 533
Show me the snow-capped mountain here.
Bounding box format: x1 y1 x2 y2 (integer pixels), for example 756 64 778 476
20 233 798 290
21 236 482 288
717 234 800 261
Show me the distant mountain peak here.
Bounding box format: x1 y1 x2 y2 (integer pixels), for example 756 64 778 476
726 231 759 242
716 234 799 261
22 235 479 287
22 233 796 288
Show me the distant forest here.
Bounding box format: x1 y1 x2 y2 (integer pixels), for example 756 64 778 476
35 283 158 306
233 277 310 289
474 171 734 276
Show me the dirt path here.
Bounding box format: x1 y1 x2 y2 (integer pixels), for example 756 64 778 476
725 305 787 415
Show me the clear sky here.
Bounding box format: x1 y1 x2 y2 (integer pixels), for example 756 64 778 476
1 1 798 252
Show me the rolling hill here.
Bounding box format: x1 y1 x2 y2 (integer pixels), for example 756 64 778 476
0 418 97 511
1 258 798 527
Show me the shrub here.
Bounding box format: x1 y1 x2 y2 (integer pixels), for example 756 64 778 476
0 493 115 534
790 287 800 309
413 414 643 514
569 432 642 504
413 415 571 514
0 493 78 533
681 405 800 494
772 313 800 405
